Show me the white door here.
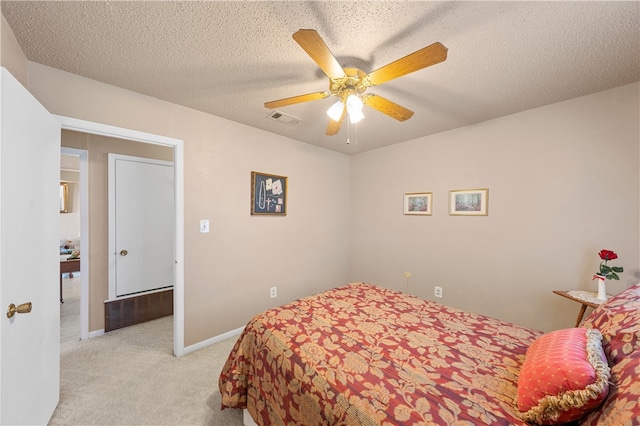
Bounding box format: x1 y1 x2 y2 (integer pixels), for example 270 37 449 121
0 68 61 424
109 154 174 299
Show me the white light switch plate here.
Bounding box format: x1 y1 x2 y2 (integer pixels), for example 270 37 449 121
200 219 210 233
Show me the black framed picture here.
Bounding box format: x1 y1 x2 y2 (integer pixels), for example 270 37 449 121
251 171 287 215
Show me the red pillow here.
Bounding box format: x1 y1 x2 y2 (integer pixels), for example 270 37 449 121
516 328 610 424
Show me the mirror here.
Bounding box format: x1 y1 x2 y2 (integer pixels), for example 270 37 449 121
60 182 69 213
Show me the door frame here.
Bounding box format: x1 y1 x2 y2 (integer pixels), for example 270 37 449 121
54 115 185 357
60 147 89 340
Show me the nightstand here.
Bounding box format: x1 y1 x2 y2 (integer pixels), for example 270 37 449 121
553 290 609 327
60 258 80 303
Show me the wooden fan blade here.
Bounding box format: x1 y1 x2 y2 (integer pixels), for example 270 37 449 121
326 105 347 136
293 29 345 79
264 92 330 109
365 42 447 87
363 94 414 121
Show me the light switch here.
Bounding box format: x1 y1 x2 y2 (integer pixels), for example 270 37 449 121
199 219 210 233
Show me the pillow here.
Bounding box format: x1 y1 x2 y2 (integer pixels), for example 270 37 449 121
516 328 610 425
580 283 640 365
579 350 640 425
581 283 639 330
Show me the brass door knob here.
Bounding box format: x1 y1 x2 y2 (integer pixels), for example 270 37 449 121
120 250 128 256
7 302 32 319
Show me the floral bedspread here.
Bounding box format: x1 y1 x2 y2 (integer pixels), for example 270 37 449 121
579 283 640 425
219 282 542 425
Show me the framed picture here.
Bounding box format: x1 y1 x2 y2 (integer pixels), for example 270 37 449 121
403 192 432 215
449 188 489 216
251 171 287 215
60 182 69 213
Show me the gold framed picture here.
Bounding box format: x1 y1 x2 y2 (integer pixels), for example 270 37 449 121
60 182 69 213
449 188 488 216
403 192 432 215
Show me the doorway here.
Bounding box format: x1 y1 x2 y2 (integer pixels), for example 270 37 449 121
60 148 86 342
55 115 185 356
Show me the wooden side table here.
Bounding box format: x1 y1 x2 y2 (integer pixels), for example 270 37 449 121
553 290 608 327
60 258 80 303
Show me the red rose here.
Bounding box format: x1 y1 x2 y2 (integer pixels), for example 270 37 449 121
598 249 618 261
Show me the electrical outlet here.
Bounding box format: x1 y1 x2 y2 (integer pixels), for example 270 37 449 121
434 286 443 298
270 286 277 298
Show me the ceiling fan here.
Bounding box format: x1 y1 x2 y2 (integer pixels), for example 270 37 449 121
264 29 448 136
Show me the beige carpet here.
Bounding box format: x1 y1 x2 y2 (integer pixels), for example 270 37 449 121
52 277 243 425
60 275 81 344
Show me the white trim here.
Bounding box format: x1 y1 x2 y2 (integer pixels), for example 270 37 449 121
60 147 89 340
55 116 180 147
87 329 105 339
54 115 185 357
173 141 185 357
182 326 245 355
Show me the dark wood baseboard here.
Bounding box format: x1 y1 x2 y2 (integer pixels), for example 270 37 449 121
104 289 173 332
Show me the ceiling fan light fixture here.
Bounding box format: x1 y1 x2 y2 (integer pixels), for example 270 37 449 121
349 108 365 124
346 94 364 123
346 94 363 114
326 100 344 121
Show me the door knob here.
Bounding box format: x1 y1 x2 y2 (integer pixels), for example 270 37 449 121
120 250 128 256
7 302 32 319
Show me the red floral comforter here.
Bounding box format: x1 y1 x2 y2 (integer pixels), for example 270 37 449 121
219 282 542 425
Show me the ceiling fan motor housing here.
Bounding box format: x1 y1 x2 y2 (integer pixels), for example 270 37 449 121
329 67 367 101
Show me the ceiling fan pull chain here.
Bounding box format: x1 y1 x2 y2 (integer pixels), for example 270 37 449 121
354 122 358 145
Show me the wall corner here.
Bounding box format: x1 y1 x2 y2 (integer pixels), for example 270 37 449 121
1 13 28 87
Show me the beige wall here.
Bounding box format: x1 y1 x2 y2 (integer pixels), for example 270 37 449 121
0 14 27 86
349 83 640 332
61 131 173 331
26 63 350 345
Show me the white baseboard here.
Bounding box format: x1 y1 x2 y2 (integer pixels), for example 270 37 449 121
85 324 244 352
87 328 105 339
183 325 245 355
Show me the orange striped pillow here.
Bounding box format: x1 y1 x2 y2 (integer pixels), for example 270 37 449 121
516 328 610 424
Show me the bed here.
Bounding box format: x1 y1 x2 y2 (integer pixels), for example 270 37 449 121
219 282 640 425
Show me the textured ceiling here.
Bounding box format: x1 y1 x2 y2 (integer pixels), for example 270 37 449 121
2 1 639 155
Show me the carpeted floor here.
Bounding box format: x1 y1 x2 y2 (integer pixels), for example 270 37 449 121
60 275 81 344
52 277 243 425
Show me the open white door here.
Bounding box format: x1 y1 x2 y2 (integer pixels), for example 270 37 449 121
0 68 61 424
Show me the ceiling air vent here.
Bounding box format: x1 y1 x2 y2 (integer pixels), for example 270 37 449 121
266 110 301 126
